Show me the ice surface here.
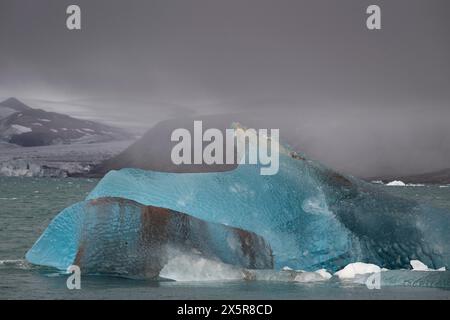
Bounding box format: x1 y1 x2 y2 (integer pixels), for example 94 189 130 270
26 197 273 277
352 270 450 289
410 260 446 272
334 262 381 279
410 260 429 271
315 268 332 279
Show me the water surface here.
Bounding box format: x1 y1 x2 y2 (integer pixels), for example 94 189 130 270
1 177 449 299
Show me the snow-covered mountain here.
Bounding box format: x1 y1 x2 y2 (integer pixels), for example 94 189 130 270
0 98 131 147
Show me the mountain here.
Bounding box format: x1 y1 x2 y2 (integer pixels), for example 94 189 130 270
0 98 132 147
0 97 32 118
91 115 244 176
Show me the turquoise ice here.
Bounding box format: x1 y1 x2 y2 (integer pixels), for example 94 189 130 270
85 150 450 271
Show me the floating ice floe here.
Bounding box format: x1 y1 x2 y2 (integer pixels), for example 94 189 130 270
334 262 381 279
386 180 406 186
410 260 446 272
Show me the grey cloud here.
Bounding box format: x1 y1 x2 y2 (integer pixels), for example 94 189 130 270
1 0 449 177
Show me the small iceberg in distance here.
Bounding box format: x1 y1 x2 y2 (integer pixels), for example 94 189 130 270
27 125 450 277
386 180 406 186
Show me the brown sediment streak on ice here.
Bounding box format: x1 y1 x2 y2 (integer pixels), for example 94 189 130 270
235 228 257 267
140 205 170 244
74 241 85 266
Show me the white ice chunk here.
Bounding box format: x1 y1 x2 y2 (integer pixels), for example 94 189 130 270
386 180 406 186
334 262 381 279
410 260 446 271
315 268 332 279
410 260 429 271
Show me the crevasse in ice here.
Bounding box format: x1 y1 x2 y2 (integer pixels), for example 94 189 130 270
27 128 450 273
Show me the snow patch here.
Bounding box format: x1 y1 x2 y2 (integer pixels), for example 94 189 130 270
315 268 332 279
11 124 32 134
294 271 327 282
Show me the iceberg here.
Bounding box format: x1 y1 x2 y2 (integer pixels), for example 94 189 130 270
26 127 450 276
85 167 450 271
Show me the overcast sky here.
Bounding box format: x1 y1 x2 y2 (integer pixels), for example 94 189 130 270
1 0 449 177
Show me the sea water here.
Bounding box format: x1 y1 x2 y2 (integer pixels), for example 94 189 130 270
0 177 449 299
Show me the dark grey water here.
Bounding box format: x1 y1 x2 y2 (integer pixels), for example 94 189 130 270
0 177 449 299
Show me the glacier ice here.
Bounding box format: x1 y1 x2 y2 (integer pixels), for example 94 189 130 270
26 129 450 276
85 163 450 271
26 197 273 278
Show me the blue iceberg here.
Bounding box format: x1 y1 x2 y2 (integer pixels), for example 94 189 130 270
26 130 450 275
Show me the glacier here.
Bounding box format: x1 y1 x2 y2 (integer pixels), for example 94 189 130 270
26 129 450 276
